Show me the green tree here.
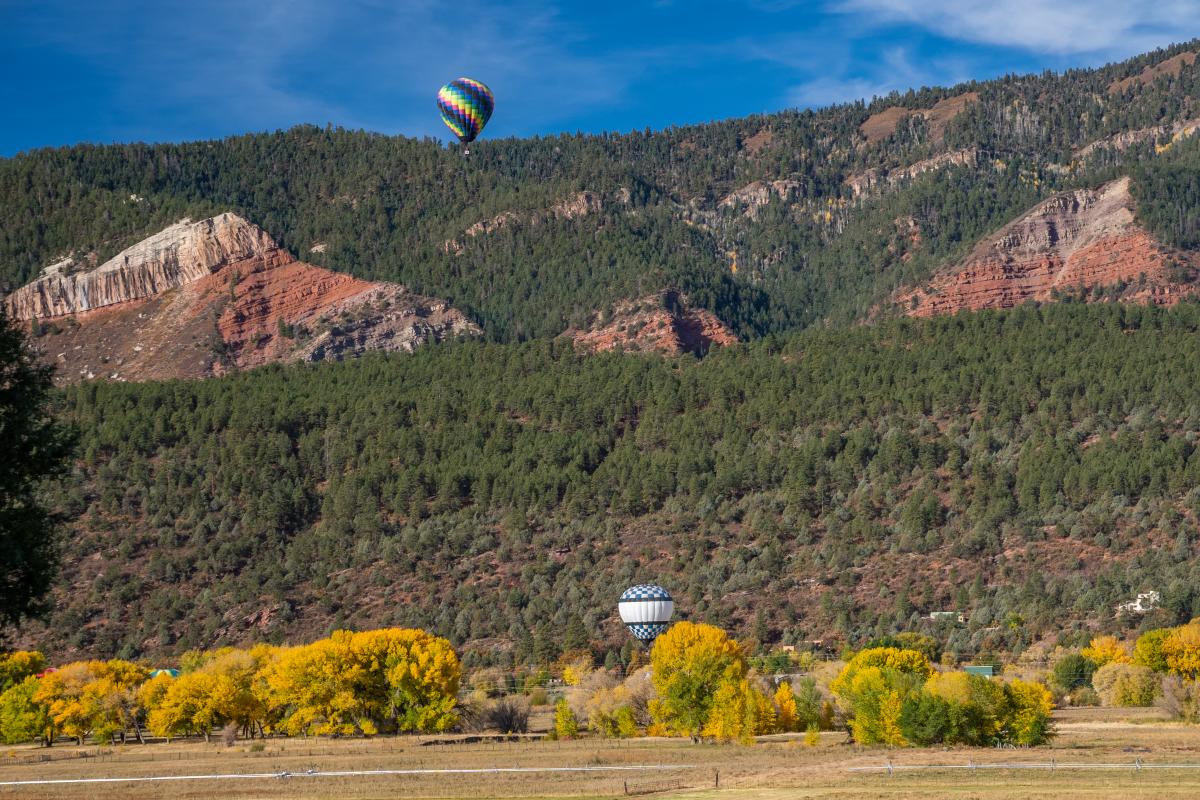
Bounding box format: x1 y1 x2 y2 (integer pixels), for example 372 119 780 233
0 676 53 745
1052 653 1098 691
0 310 75 630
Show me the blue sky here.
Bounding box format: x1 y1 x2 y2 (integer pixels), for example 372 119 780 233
3 0 1199 156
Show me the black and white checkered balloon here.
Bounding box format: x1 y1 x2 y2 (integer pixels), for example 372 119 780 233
618 584 674 644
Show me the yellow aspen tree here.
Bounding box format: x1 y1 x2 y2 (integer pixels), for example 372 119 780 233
0 651 45 691
774 681 799 732
88 660 149 743
554 697 579 739
649 621 747 738
1164 623 1200 679
34 662 99 745
1081 635 1132 667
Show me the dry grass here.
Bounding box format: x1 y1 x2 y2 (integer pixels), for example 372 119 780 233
3 710 1200 799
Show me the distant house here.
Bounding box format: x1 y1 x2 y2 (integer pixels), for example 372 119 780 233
927 610 966 624
1117 591 1161 615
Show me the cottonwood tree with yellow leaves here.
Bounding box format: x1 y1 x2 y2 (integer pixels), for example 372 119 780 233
831 647 1053 747
33 660 148 745
648 621 774 742
263 628 459 736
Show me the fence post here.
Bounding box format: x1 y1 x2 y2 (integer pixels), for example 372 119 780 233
715 770 719 788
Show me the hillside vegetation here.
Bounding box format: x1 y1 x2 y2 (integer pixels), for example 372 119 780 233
2 42 1200 340
24 303 1200 663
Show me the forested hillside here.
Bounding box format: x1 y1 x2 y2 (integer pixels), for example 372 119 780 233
22 303 1200 664
3 42 1200 340
8 42 1200 666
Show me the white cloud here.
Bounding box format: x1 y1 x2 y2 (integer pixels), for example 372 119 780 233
834 0 1200 55
782 45 972 108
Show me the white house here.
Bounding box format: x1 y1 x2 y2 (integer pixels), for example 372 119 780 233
1117 591 1161 615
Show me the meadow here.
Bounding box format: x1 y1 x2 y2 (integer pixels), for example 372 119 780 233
2 708 1199 799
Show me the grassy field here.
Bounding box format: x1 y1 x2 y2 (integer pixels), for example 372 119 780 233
2 709 1199 799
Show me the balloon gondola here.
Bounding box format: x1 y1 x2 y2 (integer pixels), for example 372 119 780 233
436 77 494 156
618 584 674 647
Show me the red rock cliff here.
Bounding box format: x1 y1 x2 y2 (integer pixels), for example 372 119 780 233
10 214 480 384
897 177 1196 317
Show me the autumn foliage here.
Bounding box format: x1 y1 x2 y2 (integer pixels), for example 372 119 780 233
0 628 459 745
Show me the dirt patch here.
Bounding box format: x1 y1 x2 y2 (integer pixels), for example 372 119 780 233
859 92 979 144
741 129 775 156
1109 51 1198 95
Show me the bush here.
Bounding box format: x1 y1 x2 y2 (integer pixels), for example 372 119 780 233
1093 662 1160 707
1159 676 1200 722
554 698 578 739
483 697 530 733
1051 653 1098 691
1134 629 1171 672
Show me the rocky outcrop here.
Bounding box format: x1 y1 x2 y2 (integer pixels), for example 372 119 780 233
897 177 1197 317
5 214 277 320
12 214 479 384
551 191 603 221
1074 118 1200 160
565 291 737 356
719 180 802 218
846 148 980 198
444 191 606 254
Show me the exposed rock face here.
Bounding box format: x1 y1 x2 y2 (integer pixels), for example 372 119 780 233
5 214 276 320
551 190 603 220
11 214 479 384
565 290 737 356
444 191 606 254
846 148 980 198
897 177 1197 317
719 180 802 218
1075 118 1200 160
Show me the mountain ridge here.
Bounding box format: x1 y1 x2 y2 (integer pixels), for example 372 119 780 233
10 213 480 383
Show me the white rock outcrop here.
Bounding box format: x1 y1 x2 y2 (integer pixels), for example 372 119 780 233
5 213 277 320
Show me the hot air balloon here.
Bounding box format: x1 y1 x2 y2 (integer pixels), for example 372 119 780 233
437 77 494 155
618 584 674 646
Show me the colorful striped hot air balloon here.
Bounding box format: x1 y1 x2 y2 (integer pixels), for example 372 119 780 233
436 77 494 155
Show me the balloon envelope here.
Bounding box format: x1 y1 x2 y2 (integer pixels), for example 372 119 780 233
437 77 494 144
619 584 674 643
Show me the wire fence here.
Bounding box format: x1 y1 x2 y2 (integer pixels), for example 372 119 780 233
849 758 1200 774
0 763 698 788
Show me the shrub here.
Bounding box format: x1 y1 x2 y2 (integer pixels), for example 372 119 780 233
1134 629 1172 673
554 698 578 739
1051 653 1098 691
1093 662 1160 707
1159 676 1200 722
1081 636 1131 667
486 697 530 733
